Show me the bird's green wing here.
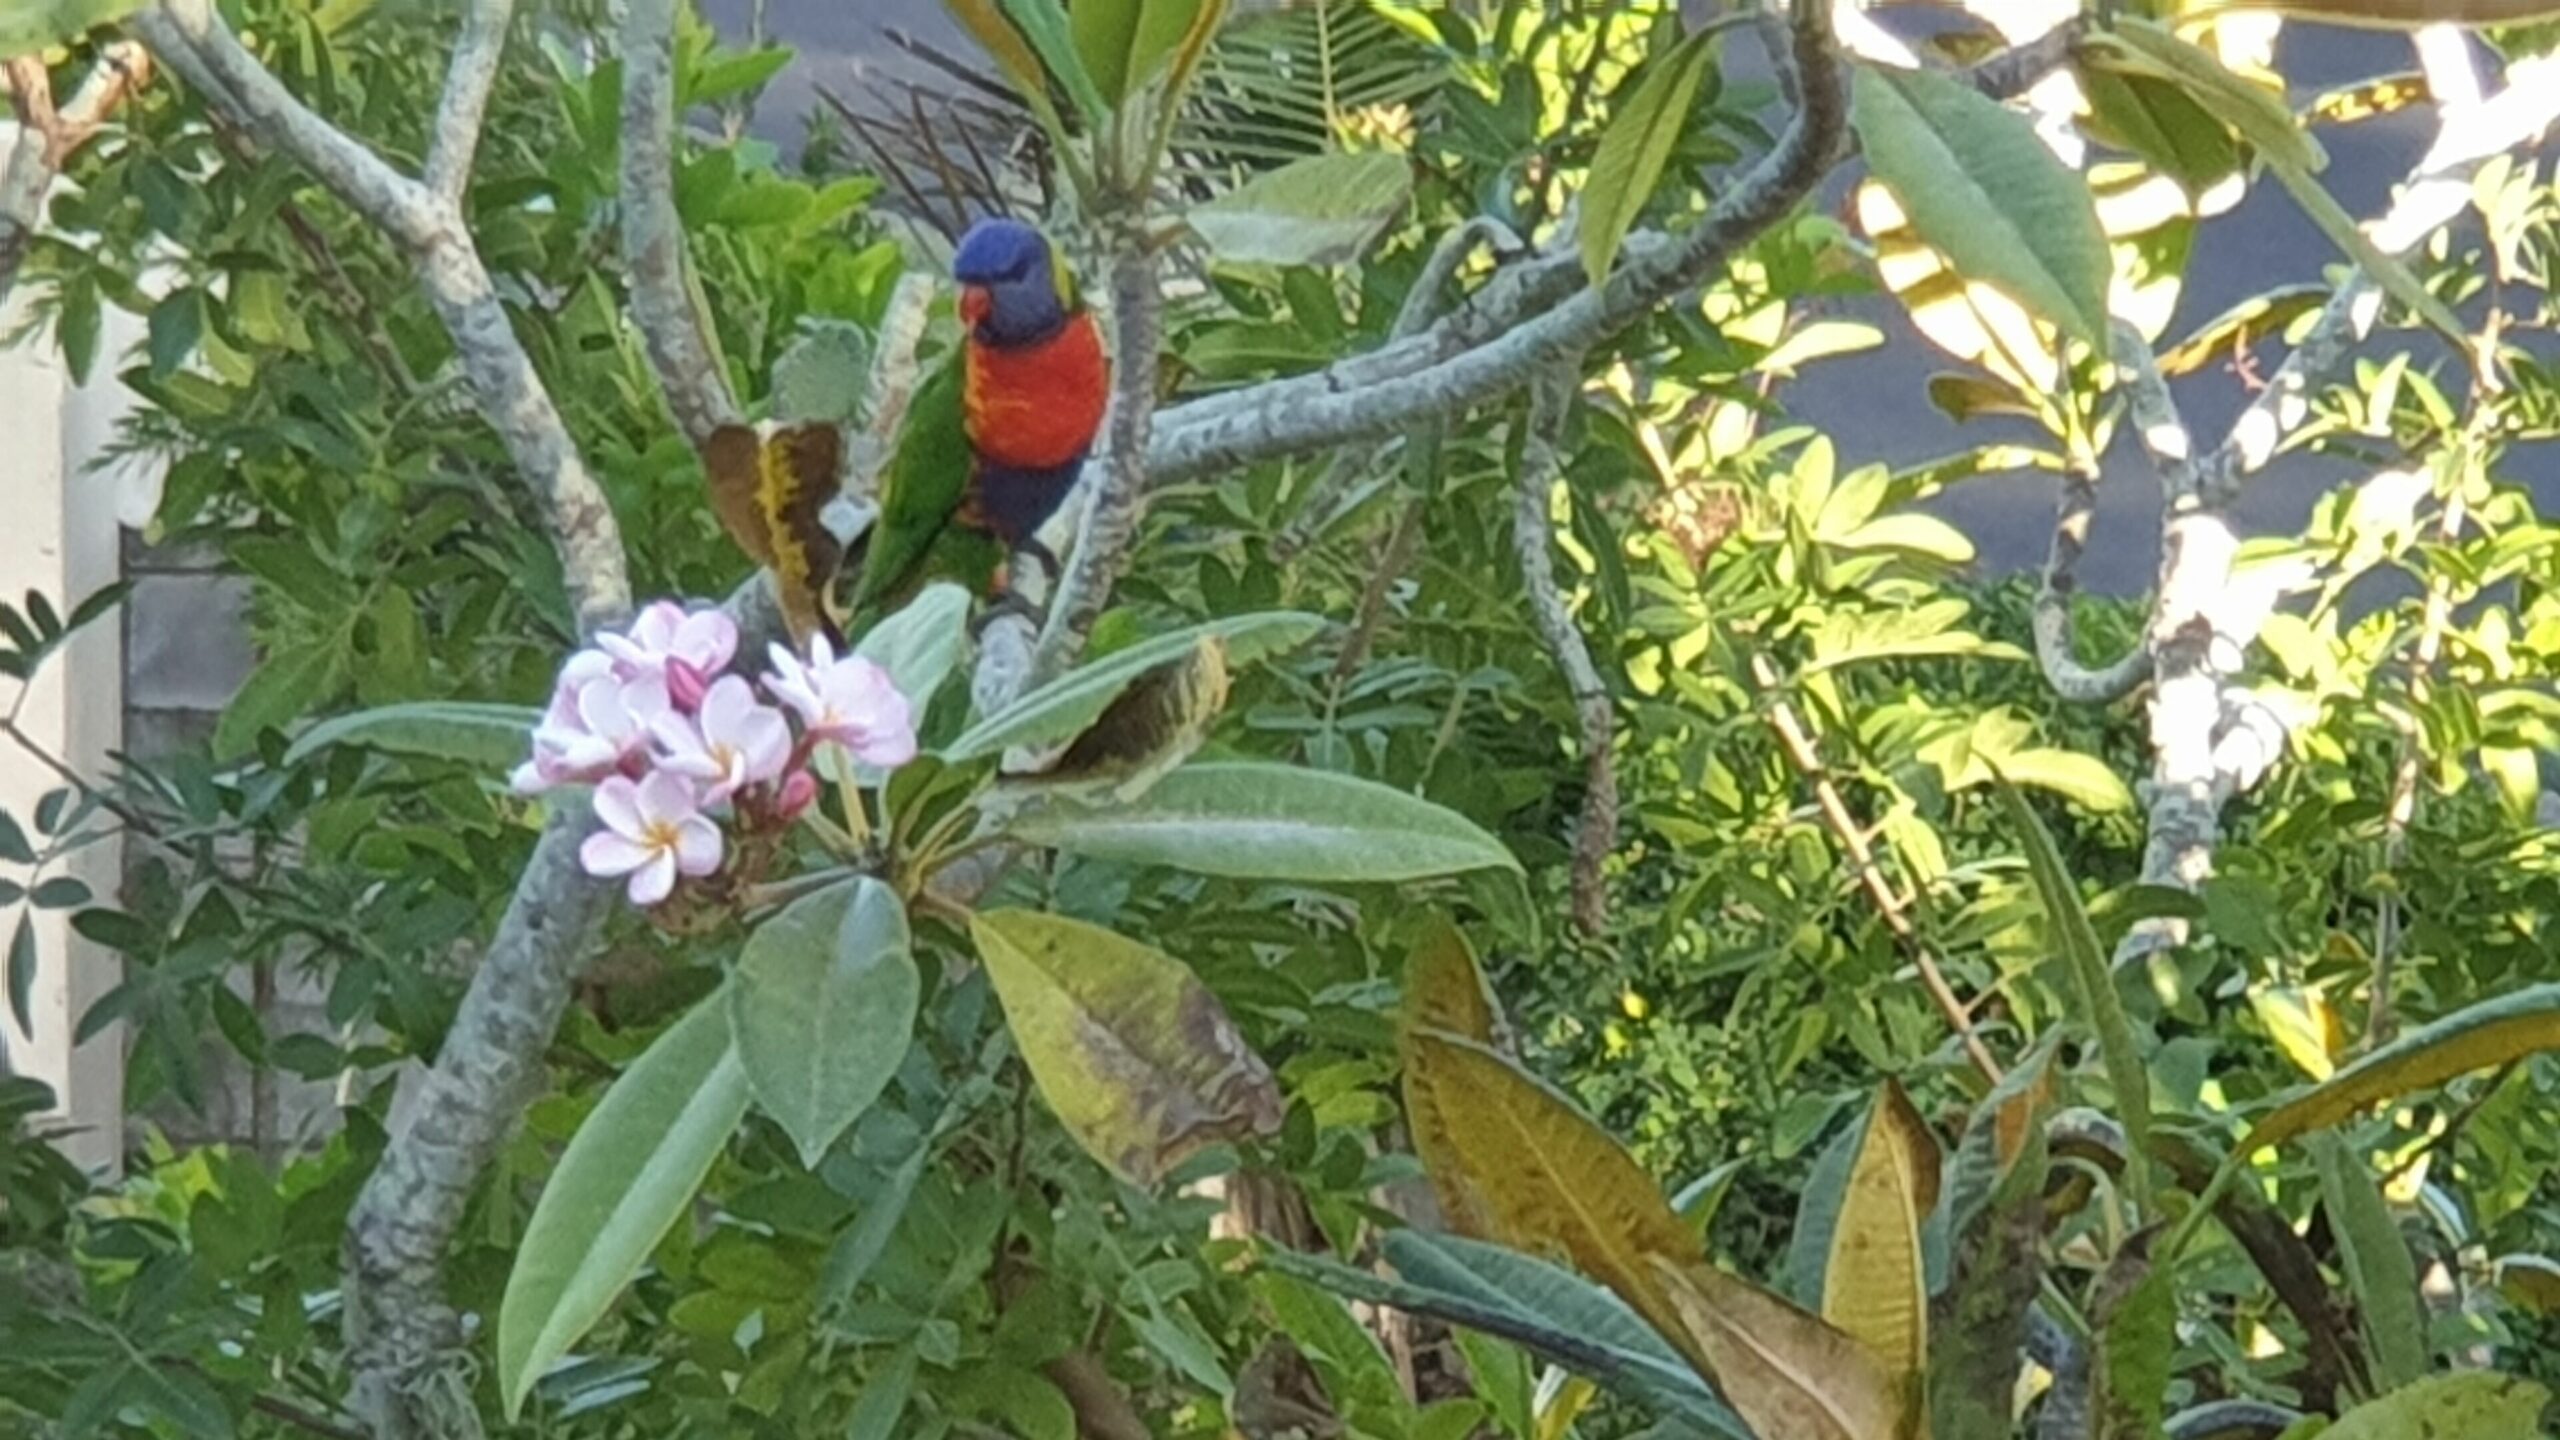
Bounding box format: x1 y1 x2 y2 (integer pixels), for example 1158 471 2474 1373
848 345 973 616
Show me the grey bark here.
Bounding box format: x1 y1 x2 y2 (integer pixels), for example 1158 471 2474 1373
618 0 741 448
1033 227 1164 683
2109 33 2560 966
1514 368 1618 936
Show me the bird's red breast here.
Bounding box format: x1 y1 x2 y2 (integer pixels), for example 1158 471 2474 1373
962 311 1110 472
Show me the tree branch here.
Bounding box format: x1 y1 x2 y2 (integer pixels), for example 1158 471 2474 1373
142 0 434 245
618 0 740 447
1270 217 1520 568
1514 369 1619 936
1 43 150 302
1140 0 1845 485
424 0 512 203
2109 31 2550 967
1033 226 1164 682
2032 448 2149 704
1752 656 2004 1083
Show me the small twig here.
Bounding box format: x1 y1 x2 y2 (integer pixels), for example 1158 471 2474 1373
1751 655 2003 1083
1515 369 1619 936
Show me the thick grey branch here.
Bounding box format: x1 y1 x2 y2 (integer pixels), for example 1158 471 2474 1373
1514 370 1618 936
424 0 513 202
343 814 617 1439
146 0 434 245
2110 33 2550 967
1270 217 1522 567
619 0 740 446
1142 0 1845 485
1033 229 1164 681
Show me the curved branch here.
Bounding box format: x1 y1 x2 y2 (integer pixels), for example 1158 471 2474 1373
1141 0 1845 485
1514 370 1618 936
2033 455 2149 704
425 0 512 201
142 0 433 244
1270 216 1523 567
618 0 740 447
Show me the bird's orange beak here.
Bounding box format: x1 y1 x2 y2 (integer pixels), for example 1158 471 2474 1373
958 285 991 326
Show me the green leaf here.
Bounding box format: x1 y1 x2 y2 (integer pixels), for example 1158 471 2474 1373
214 642 342 761
2241 983 2560 1154
1997 748 2136 814
0 810 31 864
1832 513 1975 565
282 701 540 769
7 914 33 1038
1072 0 1144 101
1931 1047 2051 1440
2077 66 2241 195
2093 1241 2175 1439
969 909 1282 1186
0 0 148 59
1006 760 1518 882
1852 63 2111 345
771 321 871 424
729 878 919 1168
944 611 1321 761
999 0 1111 125
1186 153 1414 268
2311 1134 2426 1391
1258 1234 1749 1436
1995 781 2153 1212
1581 26 1719 285
846 1350 920 1440
147 290 202 381
499 991 751 1418
2089 21 2320 175
56 274 100 384
2323 1373 2547 1440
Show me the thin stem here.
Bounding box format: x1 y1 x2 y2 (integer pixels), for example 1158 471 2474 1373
1750 656 2004 1084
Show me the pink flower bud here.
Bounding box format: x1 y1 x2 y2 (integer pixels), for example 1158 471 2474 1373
774 769 819 822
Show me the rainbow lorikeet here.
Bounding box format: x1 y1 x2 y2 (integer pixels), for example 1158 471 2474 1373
844 218 1111 627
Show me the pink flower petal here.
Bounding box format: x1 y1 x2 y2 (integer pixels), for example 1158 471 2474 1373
636 769 700 826
672 816 724 876
699 675 754 735
627 851 678 905
590 776 645 838
580 831 655 878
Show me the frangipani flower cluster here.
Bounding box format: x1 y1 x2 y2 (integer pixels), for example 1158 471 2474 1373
512 602 916 905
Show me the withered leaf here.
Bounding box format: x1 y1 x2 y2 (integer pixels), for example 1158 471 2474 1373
970 909 1282 1188
699 421 847 644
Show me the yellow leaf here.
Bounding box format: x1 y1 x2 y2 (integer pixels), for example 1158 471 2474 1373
700 422 847 645
1651 1256 1903 1440
970 909 1283 1186
1400 1030 1701 1368
2248 985 2341 1081
1822 1081 1938 1410
1402 917 1511 1052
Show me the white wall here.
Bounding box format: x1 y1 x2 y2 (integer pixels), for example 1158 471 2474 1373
0 213 145 1178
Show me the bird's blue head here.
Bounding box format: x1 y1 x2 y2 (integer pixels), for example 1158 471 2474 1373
953 218 1075 347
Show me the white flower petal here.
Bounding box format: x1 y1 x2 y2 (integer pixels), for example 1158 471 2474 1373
627 851 678 905
580 831 655 878
672 816 724 875
636 768 700 825
590 776 645 838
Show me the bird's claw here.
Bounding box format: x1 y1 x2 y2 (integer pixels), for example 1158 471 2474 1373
969 589 1042 638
